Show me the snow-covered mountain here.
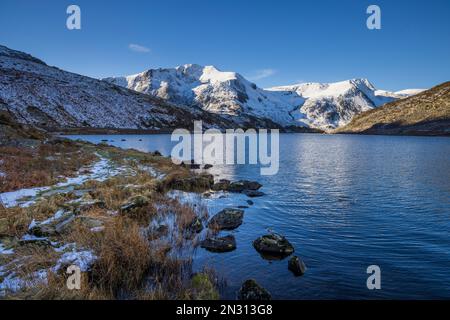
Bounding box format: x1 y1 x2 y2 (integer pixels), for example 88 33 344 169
0 46 233 130
0 44 423 132
105 65 420 130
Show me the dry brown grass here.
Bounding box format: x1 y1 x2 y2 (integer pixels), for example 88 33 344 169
1 141 221 300
0 141 97 193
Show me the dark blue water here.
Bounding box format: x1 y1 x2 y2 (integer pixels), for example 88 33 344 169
66 133 450 299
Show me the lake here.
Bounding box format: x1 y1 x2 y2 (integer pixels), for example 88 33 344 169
65 133 450 299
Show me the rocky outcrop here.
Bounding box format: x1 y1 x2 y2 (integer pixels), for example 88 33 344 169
167 173 214 192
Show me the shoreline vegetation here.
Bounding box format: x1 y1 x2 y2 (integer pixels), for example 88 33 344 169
0 117 280 300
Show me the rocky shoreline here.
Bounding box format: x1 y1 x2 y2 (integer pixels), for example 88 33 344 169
0 131 306 299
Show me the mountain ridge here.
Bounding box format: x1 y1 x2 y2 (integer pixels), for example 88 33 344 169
105 65 422 130
0 44 429 133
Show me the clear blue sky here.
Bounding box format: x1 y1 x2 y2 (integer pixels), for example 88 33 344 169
0 0 449 91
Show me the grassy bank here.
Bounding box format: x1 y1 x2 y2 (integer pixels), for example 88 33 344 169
0 138 220 299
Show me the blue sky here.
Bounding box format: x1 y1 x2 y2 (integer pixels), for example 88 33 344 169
0 0 449 91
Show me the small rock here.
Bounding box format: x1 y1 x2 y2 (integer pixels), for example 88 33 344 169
120 195 150 213
200 235 236 253
228 180 262 192
203 164 213 169
243 190 265 197
253 233 294 259
153 150 162 156
29 211 75 237
288 256 307 276
238 279 271 300
208 208 244 230
246 200 254 206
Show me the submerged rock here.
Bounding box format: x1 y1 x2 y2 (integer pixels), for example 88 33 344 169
228 180 262 192
246 200 254 206
253 234 294 259
120 195 150 213
208 208 244 230
238 279 271 300
212 180 263 196
200 235 236 252
288 256 307 276
243 190 265 198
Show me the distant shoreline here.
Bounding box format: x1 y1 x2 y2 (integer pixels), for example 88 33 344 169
53 127 449 138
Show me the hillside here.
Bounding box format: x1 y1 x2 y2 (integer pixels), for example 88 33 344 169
334 82 450 136
0 45 238 132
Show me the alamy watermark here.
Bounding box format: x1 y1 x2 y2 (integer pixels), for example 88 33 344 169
66 5 81 30
66 265 81 290
367 5 381 30
367 265 381 290
171 121 279 176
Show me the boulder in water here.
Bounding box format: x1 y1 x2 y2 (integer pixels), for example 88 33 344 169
288 256 307 276
208 208 244 230
253 233 294 259
200 235 236 252
238 279 271 300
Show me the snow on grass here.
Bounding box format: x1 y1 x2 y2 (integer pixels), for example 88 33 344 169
137 164 166 180
0 156 127 208
0 269 48 295
53 249 97 272
0 243 14 255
